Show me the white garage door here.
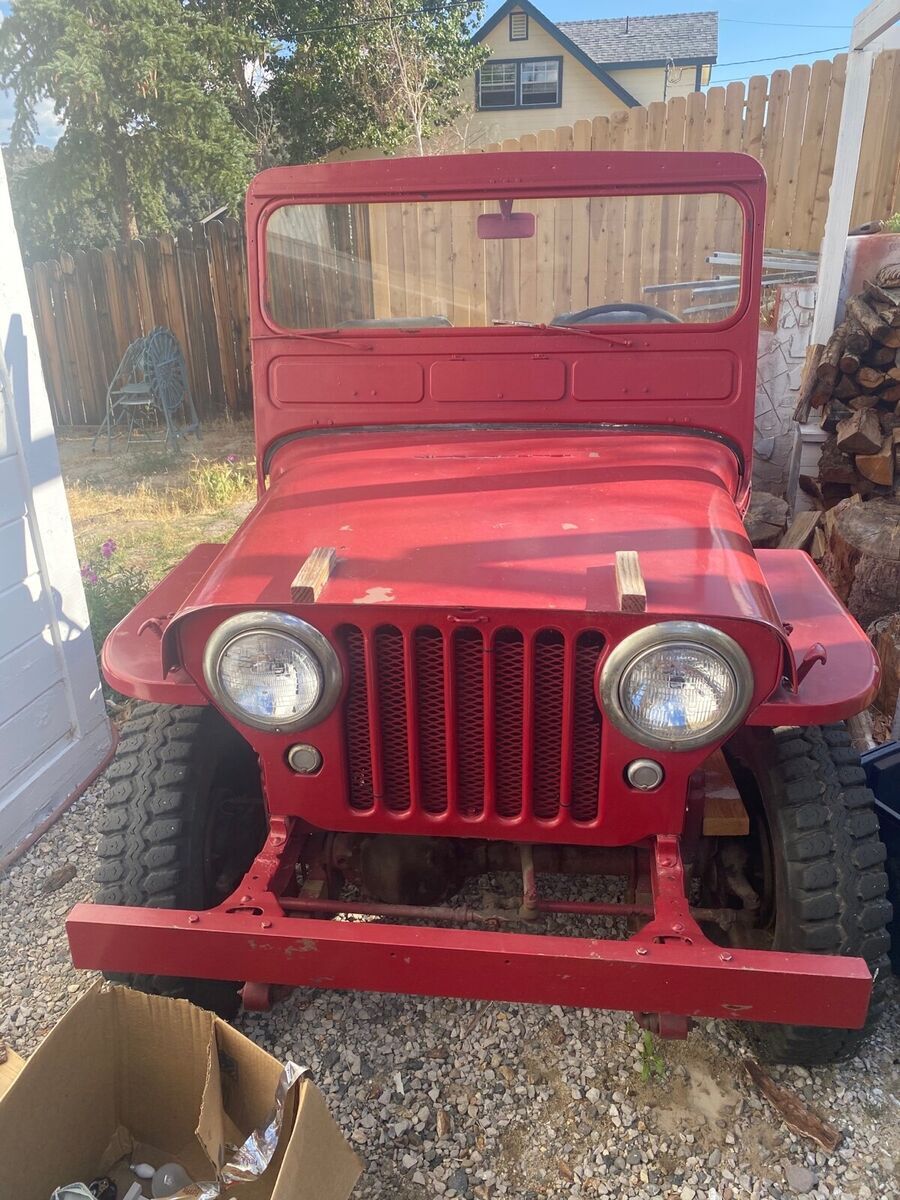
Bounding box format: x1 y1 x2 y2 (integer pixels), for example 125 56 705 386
0 155 112 864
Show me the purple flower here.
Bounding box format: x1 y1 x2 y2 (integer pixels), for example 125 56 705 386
226 454 237 464
81 563 99 585
101 538 117 559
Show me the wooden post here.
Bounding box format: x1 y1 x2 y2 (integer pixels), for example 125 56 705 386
811 1 900 345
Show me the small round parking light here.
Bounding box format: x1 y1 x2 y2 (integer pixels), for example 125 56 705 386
287 743 324 775
626 759 664 791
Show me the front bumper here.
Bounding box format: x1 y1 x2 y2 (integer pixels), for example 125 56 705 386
66 830 872 1030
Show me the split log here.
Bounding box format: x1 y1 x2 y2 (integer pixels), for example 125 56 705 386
855 434 895 486
847 393 881 410
863 277 900 323
822 496 900 627
820 403 851 433
856 366 886 392
744 492 789 548
836 408 882 455
833 374 861 401
846 294 898 345
868 345 895 366
779 510 821 550
874 263 900 291
885 383 900 405
868 612 900 718
792 343 829 421
817 324 852 389
818 437 857 484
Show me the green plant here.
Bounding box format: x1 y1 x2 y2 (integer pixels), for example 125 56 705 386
81 539 150 676
639 1030 666 1083
188 454 256 509
884 212 900 233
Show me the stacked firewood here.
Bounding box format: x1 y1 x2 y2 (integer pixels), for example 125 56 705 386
795 268 900 502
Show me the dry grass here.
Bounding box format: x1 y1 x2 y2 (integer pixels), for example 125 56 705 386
61 421 257 585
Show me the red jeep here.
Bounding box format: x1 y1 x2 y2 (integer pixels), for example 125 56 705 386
68 152 892 1064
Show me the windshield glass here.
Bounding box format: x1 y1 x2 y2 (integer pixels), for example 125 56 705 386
265 191 745 330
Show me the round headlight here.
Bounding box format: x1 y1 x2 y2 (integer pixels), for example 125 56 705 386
599 623 753 752
203 612 341 732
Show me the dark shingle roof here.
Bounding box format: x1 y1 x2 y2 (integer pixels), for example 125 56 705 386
556 11 718 65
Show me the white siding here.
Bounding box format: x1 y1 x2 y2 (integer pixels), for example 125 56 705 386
0 152 112 863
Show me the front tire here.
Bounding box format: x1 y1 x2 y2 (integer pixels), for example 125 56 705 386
721 723 892 1065
94 702 266 1016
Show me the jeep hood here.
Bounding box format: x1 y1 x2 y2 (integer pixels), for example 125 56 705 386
179 429 780 627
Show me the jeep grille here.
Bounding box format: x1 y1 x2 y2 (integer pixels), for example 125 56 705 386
338 624 604 823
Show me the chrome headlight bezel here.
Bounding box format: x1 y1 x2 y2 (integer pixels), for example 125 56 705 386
598 622 754 752
202 611 342 733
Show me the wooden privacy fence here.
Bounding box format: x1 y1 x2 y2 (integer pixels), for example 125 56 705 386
25 218 251 427
475 51 900 255
25 52 900 427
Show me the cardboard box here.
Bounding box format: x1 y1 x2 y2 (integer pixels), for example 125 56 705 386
0 986 361 1200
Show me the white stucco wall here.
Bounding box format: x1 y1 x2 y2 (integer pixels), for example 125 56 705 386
0 152 113 863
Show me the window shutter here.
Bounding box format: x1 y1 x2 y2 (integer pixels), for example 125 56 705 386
509 11 528 40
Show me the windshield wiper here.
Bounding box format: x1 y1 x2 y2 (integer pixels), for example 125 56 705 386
491 320 632 346
292 331 373 350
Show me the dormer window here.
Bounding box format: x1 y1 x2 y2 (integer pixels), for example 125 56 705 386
510 11 528 40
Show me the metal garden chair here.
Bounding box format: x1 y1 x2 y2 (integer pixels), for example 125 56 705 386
92 327 201 452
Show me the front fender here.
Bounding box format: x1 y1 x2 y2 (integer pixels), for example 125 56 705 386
748 549 879 725
101 544 222 704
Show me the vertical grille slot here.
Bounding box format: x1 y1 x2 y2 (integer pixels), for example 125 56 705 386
493 629 525 818
453 629 485 816
414 627 449 814
339 625 375 811
375 626 411 812
532 630 565 820
571 631 604 822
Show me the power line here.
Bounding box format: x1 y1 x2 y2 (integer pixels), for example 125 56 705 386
720 18 850 29
714 45 846 69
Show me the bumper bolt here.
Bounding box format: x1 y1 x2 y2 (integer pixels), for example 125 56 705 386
188 914 199 924
635 947 649 956
719 952 734 962
261 920 272 929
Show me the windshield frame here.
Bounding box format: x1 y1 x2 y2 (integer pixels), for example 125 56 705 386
250 152 763 340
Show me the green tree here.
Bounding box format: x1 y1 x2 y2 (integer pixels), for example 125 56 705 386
0 0 264 243
268 0 487 161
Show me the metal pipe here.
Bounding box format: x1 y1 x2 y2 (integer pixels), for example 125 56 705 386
280 896 521 923
281 894 661 923
535 899 652 917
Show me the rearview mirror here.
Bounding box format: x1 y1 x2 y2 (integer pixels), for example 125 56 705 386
477 201 535 240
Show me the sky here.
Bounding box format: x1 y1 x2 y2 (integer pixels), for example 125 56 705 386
483 0 862 84
0 1 870 149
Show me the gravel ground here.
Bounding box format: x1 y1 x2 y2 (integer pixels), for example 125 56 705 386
2 782 898 1200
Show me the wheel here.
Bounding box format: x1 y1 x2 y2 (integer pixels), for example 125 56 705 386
95 702 266 1016
713 723 892 1065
